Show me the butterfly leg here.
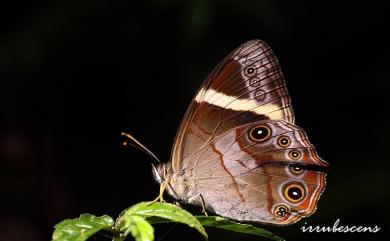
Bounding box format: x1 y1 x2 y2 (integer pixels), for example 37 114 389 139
151 179 168 203
199 194 208 216
188 194 208 216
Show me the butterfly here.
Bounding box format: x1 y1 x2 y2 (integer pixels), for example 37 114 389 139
147 39 329 225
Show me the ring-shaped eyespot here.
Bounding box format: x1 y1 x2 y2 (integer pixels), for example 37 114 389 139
244 65 257 77
254 89 266 101
249 125 272 142
289 164 304 175
274 204 289 218
277 136 291 147
249 77 261 87
289 150 302 160
283 183 306 203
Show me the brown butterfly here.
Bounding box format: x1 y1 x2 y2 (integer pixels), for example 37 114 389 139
144 39 329 225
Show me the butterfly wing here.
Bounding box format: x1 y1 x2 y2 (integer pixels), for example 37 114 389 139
192 120 328 225
168 39 328 225
171 40 294 172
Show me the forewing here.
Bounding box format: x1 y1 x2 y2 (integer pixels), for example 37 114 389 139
172 40 294 172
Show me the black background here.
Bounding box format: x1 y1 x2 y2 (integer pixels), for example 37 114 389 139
0 1 388 241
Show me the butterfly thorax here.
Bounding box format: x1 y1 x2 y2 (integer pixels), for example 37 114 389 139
152 163 200 204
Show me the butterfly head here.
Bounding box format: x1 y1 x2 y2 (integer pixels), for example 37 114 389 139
151 163 168 185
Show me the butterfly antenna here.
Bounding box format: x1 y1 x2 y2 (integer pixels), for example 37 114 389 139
121 132 161 163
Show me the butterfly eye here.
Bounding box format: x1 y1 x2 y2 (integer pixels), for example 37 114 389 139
290 165 304 174
274 204 289 218
249 125 271 142
244 65 257 77
289 150 301 160
277 136 291 147
284 183 306 203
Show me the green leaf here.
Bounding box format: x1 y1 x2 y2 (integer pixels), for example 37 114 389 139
196 216 285 241
52 214 114 241
115 215 154 241
117 202 208 240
